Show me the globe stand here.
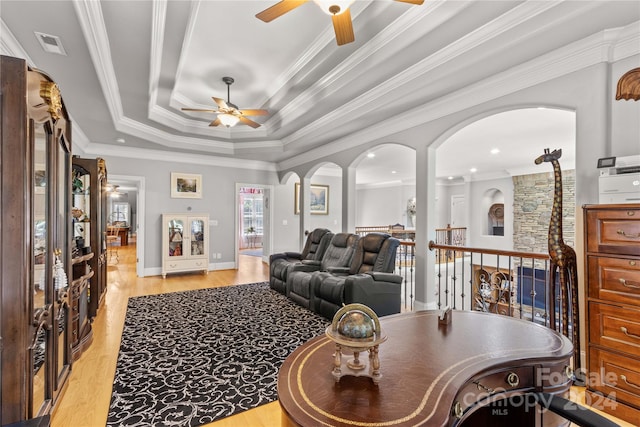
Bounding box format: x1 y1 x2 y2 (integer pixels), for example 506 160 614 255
326 303 387 385
329 339 386 384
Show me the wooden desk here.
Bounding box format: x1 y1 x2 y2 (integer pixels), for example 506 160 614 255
107 226 129 246
278 310 573 427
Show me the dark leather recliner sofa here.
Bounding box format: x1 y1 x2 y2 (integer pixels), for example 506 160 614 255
268 228 332 295
286 232 360 310
310 232 403 319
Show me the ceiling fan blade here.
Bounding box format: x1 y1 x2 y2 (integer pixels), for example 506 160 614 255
182 108 219 113
332 9 355 46
209 117 223 127
212 96 229 109
238 109 269 116
395 0 425 4
256 0 308 22
238 116 261 128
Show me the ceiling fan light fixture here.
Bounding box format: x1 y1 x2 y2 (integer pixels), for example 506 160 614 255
313 0 353 15
219 113 240 128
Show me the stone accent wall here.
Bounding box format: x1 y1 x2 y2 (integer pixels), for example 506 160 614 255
512 170 575 254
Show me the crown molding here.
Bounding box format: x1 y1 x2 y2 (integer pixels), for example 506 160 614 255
356 179 417 190
165 0 366 136
0 19 33 62
147 0 167 111
73 0 124 122
84 142 277 171
269 1 444 132
75 0 279 154
56 1 640 168
609 21 640 61
279 0 565 147
278 22 640 171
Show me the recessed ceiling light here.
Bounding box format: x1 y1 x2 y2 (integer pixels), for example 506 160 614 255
391 170 397 174
448 176 454 180
116 137 126 144
490 148 500 154
367 153 375 158
470 167 477 173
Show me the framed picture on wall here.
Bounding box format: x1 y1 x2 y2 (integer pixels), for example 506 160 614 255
295 183 329 215
171 172 202 199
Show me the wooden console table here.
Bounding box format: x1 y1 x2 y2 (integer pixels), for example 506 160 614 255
107 226 129 246
279 310 574 427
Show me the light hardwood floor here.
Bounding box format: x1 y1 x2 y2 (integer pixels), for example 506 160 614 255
51 242 631 427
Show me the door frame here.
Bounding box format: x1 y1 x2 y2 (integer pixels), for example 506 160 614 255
110 174 145 277
235 183 273 267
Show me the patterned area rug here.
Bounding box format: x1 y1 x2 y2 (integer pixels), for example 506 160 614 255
107 282 329 426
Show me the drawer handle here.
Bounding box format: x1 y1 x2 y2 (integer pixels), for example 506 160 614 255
506 372 520 387
619 278 640 289
620 374 640 390
474 380 495 394
620 327 640 340
452 401 463 419
617 229 640 238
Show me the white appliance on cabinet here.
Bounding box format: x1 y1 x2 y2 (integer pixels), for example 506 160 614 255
598 155 640 204
599 173 640 204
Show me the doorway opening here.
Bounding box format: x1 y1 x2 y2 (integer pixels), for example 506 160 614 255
239 186 263 257
108 174 145 277
236 183 272 266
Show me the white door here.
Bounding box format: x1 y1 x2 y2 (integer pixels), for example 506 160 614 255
450 195 466 228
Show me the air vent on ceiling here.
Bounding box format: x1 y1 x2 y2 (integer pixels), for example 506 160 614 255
34 31 67 56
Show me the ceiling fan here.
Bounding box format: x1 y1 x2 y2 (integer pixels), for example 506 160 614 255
181 77 268 128
256 0 424 46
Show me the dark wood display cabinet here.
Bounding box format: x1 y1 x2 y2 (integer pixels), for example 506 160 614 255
1 55 74 424
584 203 640 426
70 252 94 359
72 157 108 319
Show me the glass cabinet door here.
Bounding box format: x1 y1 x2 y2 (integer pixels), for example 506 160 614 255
53 120 71 398
31 121 48 416
168 219 184 258
28 71 72 418
190 218 205 256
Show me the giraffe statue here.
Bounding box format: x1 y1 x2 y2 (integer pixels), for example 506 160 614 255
534 148 581 373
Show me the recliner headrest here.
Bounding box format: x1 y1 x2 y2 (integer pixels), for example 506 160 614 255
330 233 352 248
362 233 387 252
310 228 330 243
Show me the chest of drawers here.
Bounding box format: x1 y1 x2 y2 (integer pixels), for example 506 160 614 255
584 203 640 425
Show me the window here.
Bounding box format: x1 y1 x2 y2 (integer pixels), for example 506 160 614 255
241 189 263 235
110 202 129 225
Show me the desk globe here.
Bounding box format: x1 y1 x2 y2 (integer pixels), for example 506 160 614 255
325 303 387 384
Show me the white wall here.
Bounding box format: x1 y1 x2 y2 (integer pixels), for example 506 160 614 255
467 177 514 251
356 184 414 227
271 173 343 254
355 182 472 231
307 174 343 232
100 155 277 273
272 174 300 254
435 182 466 230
